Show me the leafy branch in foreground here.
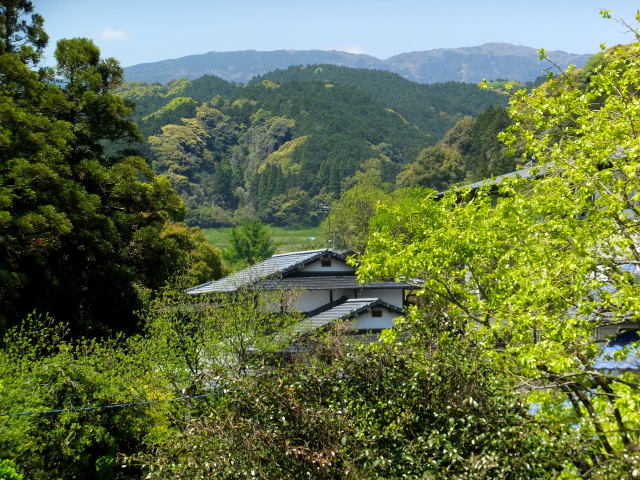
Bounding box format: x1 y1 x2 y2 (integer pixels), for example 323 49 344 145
359 27 640 478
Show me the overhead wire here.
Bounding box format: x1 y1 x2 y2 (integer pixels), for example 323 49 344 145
0 392 216 417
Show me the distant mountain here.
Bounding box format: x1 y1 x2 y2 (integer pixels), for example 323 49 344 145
125 50 382 84
384 43 593 83
124 43 593 84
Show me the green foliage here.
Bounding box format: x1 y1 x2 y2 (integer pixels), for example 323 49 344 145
0 8 224 335
395 105 516 190
148 101 243 223
465 106 515 180
142 282 302 385
254 64 508 135
396 144 466 191
578 51 608 83
359 33 640 476
130 221 227 288
224 219 275 267
0 285 302 480
0 460 23 480
113 75 238 125
117 66 507 228
135 315 564 479
239 80 428 198
0 1 47 65
321 179 390 253
141 96 199 136
0 314 172 480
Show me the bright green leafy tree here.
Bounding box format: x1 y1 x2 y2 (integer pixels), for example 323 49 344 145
359 21 640 476
321 178 390 253
0 314 172 480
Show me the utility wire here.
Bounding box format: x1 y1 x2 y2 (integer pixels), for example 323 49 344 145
0 393 216 417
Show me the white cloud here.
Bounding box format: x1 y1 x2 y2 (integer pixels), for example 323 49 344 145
99 27 129 42
329 44 367 55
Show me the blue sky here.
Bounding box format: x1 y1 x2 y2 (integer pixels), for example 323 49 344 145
36 1 640 67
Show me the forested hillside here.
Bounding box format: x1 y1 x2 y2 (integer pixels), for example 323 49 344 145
113 75 240 136
115 68 508 227
253 65 507 132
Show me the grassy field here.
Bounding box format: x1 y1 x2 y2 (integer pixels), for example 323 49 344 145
202 226 324 253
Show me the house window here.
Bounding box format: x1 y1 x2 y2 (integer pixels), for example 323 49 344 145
321 258 332 267
371 309 383 318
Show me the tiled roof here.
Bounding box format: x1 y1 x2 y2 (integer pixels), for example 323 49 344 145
442 149 627 196
187 249 346 294
437 163 551 196
255 276 412 290
594 330 640 371
294 298 403 335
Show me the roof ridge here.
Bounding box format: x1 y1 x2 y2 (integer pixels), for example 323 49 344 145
271 249 328 257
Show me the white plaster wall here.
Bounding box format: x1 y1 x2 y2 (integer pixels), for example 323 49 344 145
302 258 353 273
335 288 357 300
262 291 304 313
353 309 399 330
333 288 404 307
360 288 404 308
596 322 638 342
294 290 331 312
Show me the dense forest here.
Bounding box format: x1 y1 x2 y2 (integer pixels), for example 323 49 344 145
2 2 640 479
115 65 511 227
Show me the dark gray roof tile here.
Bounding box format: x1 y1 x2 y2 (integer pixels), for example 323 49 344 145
187 249 345 294
294 298 403 335
255 276 411 290
437 163 551 196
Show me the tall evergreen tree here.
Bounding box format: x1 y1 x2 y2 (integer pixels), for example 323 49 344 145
0 4 222 335
224 219 275 267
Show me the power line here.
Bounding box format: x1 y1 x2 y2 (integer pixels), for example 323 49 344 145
0 393 216 417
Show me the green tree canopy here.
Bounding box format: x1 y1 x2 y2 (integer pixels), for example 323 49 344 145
135 312 565 479
0 0 47 65
396 144 466 191
0 5 223 335
224 219 276 267
321 178 390 253
359 29 640 476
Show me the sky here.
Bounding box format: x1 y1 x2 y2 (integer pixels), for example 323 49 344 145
36 0 640 67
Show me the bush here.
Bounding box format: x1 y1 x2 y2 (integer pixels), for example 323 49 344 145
134 314 566 479
0 460 23 480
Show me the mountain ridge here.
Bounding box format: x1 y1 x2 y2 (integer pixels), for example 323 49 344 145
124 42 593 84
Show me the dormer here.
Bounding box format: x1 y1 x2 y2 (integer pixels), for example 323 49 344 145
287 251 353 276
